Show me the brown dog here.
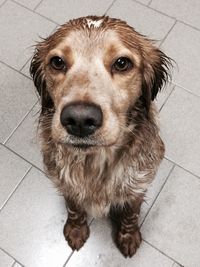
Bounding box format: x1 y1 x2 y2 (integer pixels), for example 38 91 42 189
30 16 171 257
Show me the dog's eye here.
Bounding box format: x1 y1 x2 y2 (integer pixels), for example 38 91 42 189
50 56 66 71
112 57 133 72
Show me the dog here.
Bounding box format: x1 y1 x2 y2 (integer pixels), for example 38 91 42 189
30 15 171 258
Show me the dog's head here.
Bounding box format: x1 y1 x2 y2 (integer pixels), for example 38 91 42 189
30 16 171 150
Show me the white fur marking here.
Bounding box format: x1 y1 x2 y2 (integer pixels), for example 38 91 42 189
86 19 103 28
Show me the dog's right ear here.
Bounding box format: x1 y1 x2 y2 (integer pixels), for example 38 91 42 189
30 43 53 112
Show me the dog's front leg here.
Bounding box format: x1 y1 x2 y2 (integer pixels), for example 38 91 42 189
63 200 90 251
112 199 143 257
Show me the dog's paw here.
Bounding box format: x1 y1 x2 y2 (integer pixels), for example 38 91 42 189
63 221 90 251
116 229 142 257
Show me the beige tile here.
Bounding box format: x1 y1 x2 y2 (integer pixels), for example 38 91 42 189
0 144 30 209
20 58 31 78
0 167 70 267
107 0 175 41
142 166 200 267
160 86 200 177
150 0 200 30
67 219 173 267
161 22 200 96
6 103 43 170
0 1 56 70
156 83 175 111
172 263 182 267
137 0 151 5
140 159 174 224
36 0 114 24
0 249 15 267
0 0 6 6
13 263 23 267
14 0 42 10
0 63 37 143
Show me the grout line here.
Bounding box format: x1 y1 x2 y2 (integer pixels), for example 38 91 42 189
11 0 59 26
159 84 176 112
33 0 43 11
63 251 74 267
177 20 200 33
140 164 176 226
159 20 177 48
2 143 46 174
131 0 200 33
159 82 200 111
3 101 39 145
131 0 176 21
0 166 32 212
0 248 25 267
159 83 200 114
19 56 31 72
8 0 200 34
104 0 117 14
0 60 32 80
0 0 8 8
143 240 184 266
171 82 200 99
12 260 24 267
164 156 200 180
132 0 152 7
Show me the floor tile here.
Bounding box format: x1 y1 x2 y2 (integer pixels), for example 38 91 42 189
0 63 37 143
140 158 174 224
160 86 200 177
14 0 42 10
0 144 30 210
0 249 14 267
136 0 151 5
142 166 200 267
107 0 175 42
161 22 200 96
0 167 70 267
67 219 173 267
0 0 6 6
156 83 175 111
36 0 114 25
150 0 200 30
6 103 43 170
20 58 31 78
13 263 23 267
0 0 56 70
172 263 181 267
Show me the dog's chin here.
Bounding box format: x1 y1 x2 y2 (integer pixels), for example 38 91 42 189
66 143 100 154
72 143 94 150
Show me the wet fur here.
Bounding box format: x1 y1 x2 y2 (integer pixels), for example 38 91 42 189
30 16 171 257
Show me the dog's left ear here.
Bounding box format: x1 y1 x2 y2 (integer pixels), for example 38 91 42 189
30 42 53 113
141 46 171 111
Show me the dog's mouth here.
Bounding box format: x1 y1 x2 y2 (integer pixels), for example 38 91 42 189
61 136 99 151
71 143 93 150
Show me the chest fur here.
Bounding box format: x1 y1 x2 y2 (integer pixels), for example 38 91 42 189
56 148 156 217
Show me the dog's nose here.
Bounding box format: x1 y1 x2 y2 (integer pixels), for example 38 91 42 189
60 103 103 138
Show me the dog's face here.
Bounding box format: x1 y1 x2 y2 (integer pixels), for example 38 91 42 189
30 16 170 150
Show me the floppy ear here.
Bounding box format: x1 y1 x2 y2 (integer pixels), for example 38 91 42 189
141 47 171 112
30 43 53 112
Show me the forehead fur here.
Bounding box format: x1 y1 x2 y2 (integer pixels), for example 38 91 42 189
40 16 145 55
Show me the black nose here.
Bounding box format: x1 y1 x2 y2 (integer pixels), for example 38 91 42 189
60 103 103 138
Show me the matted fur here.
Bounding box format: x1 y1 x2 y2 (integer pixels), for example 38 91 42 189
30 15 171 256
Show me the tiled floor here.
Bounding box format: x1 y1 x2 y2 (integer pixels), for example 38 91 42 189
0 0 199 266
